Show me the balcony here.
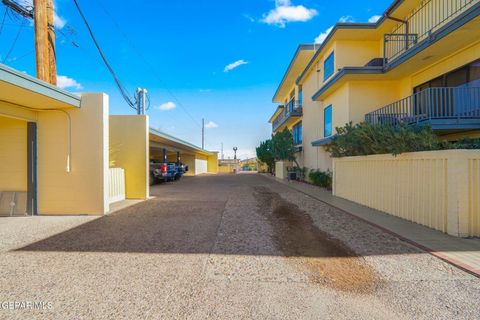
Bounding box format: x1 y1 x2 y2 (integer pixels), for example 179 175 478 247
384 0 478 66
365 86 480 132
272 99 302 132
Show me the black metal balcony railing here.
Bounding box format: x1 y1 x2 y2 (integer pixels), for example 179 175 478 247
272 100 302 131
384 0 477 65
365 86 480 126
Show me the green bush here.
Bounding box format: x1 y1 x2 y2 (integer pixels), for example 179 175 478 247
452 137 480 149
308 169 332 189
325 122 480 157
325 122 441 157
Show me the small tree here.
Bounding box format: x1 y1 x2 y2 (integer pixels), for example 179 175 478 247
271 128 300 168
256 139 275 173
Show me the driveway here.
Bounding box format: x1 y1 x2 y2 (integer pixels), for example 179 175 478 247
0 174 479 319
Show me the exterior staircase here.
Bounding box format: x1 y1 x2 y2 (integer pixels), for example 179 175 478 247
0 192 28 216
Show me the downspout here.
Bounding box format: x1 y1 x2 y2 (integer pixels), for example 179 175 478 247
384 14 410 52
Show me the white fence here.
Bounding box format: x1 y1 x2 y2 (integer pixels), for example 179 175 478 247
109 168 125 204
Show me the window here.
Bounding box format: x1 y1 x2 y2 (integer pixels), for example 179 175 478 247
414 59 480 92
293 122 302 145
298 88 303 106
324 52 334 81
324 105 332 137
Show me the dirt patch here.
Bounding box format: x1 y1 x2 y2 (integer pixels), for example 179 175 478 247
254 186 378 293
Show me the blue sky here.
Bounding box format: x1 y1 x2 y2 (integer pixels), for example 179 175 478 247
0 0 390 159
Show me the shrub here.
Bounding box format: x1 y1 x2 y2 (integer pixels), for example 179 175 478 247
452 137 480 149
325 122 447 157
308 169 332 189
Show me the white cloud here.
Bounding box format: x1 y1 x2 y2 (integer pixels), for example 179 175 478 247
261 0 318 28
20 0 66 29
339 15 355 23
57 75 83 90
54 12 66 29
157 101 176 111
224 59 248 72
204 121 218 129
314 26 333 44
368 15 382 23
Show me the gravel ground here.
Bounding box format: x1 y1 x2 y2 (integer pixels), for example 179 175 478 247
0 174 479 319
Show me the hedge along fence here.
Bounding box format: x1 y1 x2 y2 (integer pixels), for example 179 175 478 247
333 150 480 237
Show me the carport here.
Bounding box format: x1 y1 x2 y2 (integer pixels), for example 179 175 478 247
149 128 218 176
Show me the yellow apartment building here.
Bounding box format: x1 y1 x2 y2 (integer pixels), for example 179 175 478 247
1 63 217 216
270 0 480 173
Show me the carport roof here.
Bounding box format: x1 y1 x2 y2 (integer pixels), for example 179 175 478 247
149 127 217 156
0 63 81 109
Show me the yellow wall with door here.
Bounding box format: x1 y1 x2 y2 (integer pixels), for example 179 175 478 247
109 115 149 200
0 116 27 192
37 93 109 215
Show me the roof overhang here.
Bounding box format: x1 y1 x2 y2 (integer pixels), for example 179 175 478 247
296 0 426 86
149 128 216 156
272 44 316 103
312 67 384 101
0 63 81 109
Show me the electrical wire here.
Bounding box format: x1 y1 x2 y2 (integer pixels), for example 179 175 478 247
97 0 201 127
0 7 7 35
2 18 25 63
72 0 136 109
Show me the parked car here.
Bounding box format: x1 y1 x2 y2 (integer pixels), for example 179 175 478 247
150 162 176 185
172 162 187 180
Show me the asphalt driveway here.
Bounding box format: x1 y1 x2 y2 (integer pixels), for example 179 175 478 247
0 174 479 319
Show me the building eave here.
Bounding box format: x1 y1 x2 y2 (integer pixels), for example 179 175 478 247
272 44 317 103
0 63 81 108
311 67 383 101
149 127 216 156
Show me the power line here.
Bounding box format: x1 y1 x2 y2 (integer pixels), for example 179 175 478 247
72 0 136 109
0 7 7 35
97 0 202 127
2 18 25 63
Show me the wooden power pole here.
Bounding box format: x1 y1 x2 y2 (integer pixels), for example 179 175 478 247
46 0 56 85
33 0 55 83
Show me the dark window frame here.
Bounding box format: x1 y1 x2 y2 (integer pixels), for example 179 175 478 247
324 105 332 137
293 122 303 145
324 51 335 81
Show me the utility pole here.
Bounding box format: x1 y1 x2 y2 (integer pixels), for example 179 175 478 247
221 143 224 160
202 118 205 149
34 0 49 82
2 0 57 84
233 147 238 174
46 0 56 85
135 88 148 115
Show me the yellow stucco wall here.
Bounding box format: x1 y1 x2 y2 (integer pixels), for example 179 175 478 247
182 154 196 176
0 116 27 192
333 150 480 237
109 115 149 200
37 93 109 215
336 40 380 70
302 66 332 172
207 153 218 173
348 81 402 124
